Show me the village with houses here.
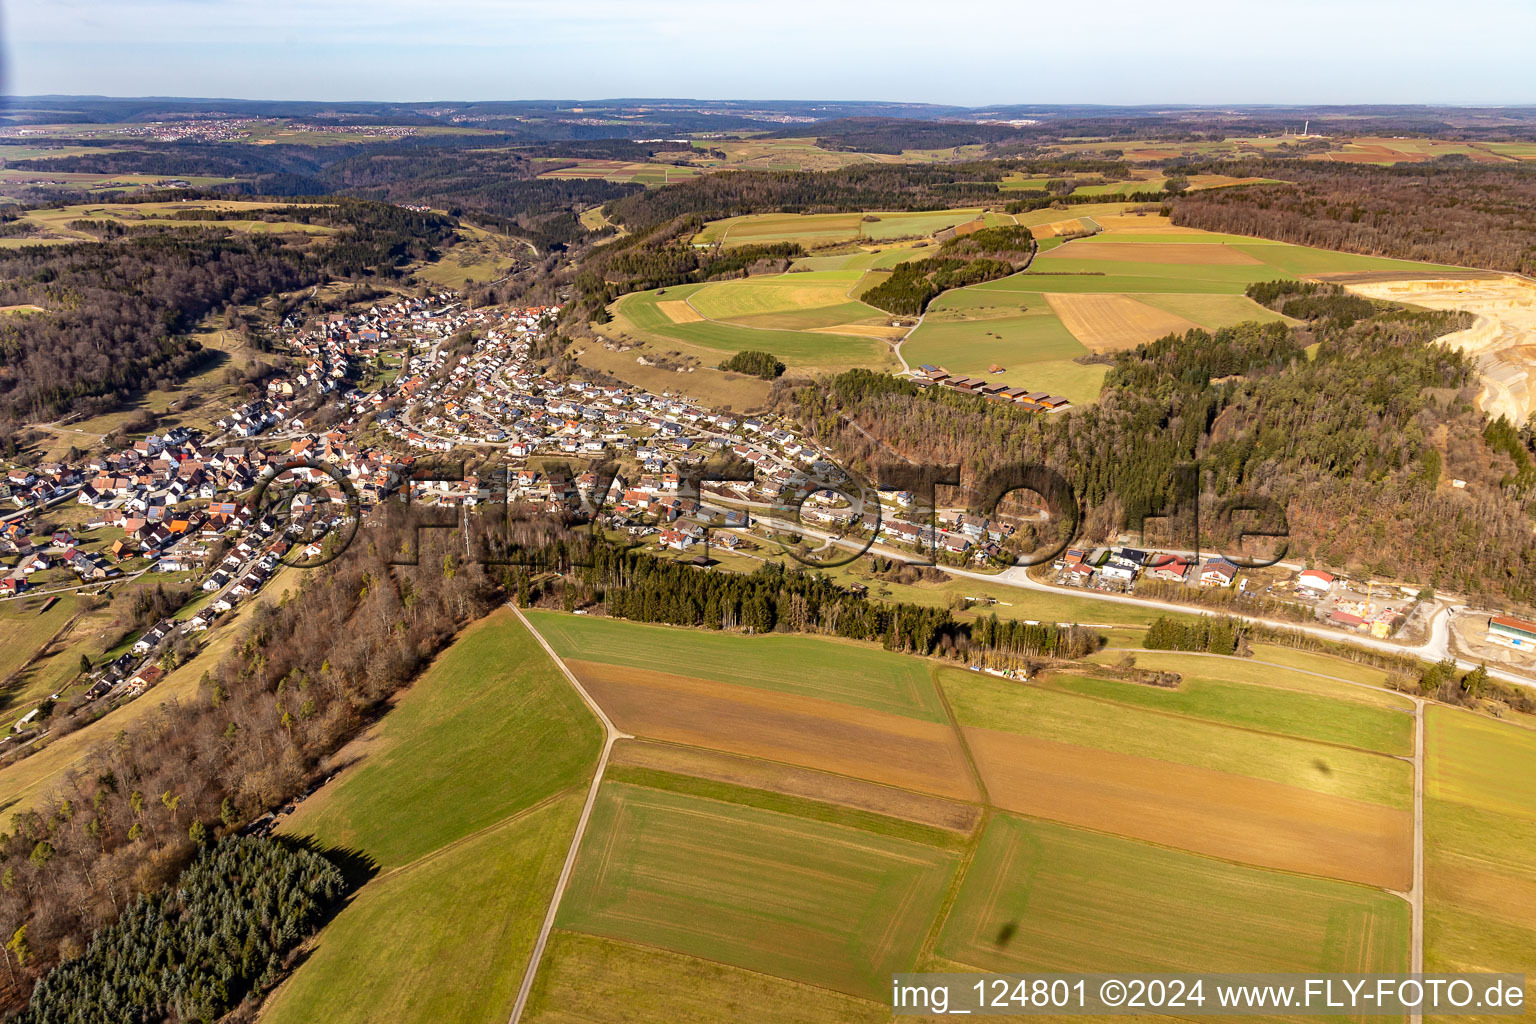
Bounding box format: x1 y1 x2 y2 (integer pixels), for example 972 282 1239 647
3 287 1535 749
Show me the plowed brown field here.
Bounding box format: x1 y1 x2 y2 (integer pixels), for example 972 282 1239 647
965 728 1412 890
567 661 981 801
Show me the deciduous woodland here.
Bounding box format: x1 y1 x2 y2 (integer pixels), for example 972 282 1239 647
0 200 453 430
796 303 1536 606
1171 162 1536 275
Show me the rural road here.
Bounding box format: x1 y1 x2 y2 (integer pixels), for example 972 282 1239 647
506 603 632 1024
744 511 1536 691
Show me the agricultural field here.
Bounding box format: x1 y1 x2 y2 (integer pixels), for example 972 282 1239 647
903 209 1464 394
410 224 524 288
527 612 946 719
682 136 971 172
937 813 1409 974
264 608 602 1024
6 199 342 245
1423 708 1536 1019
694 208 998 248
600 273 899 374
499 610 1452 1022
0 595 80 697
589 203 1455 406
534 157 705 186
555 782 958 999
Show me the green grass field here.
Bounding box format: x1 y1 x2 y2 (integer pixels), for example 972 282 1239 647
281 607 602 867
264 794 582 1024
938 813 1410 974
265 609 604 1024
902 217 1462 398
902 287 1103 401
940 669 1411 808
524 931 889 1024
0 596 78 696
695 209 987 248
1036 670 1414 755
688 270 879 330
607 282 894 370
1424 708 1536 1017
525 611 947 721
556 782 959 1000
1137 292 1296 329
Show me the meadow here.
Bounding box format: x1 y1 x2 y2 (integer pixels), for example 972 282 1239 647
1423 708 1536 1020
534 157 705 186
941 668 1412 809
280 608 602 867
555 782 958 999
240 602 1535 1023
602 274 898 373
265 608 603 1024
694 208 993 248
594 203 1459 406
1035 670 1414 754
527 611 947 720
12 199 342 244
938 813 1409 974
903 210 1461 391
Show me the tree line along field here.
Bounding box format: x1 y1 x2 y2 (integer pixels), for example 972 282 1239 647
260 608 602 1024
243 606 1536 1024
901 208 1469 399
517 611 1427 1022
598 204 1467 407
2 199 343 247
600 272 901 375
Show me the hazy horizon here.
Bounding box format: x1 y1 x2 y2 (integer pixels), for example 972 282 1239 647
7 0 1536 108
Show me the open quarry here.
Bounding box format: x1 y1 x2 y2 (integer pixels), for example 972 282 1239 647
1344 275 1536 424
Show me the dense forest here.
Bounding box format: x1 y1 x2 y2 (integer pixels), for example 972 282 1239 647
579 551 1100 663
1171 161 1536 275
16 838 346 1024
0 508 507 1009
793 302 1536 606
860 226 1036 314
761 117 1032 154
718 350 786 379
0 200 452 428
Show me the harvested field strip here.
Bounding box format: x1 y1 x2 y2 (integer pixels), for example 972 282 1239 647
1042 241 1264 265
557 783 959 1000
568 661 981 801
806 323 907 340
1045 292 1200 352
1424 708 1536 1017
655 299 704 323
527 611 948 721
1038 670 1414 755
1135 291 1295 329
608 739 981 832
965 727 1412 890
523 931 890 1024
605 762 973 850
263 793 583 1024
940 670 1411 809
938 814 1410 976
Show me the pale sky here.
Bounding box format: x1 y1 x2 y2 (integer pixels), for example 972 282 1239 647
6 0 1536 107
